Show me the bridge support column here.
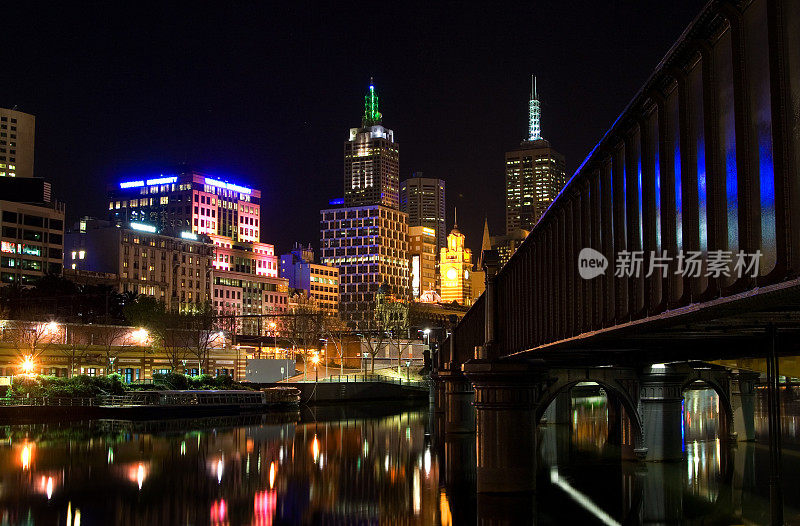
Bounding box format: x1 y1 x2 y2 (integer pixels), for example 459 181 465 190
463 360 545 493
640 365 685 461
731 371 759 442
542 390 571 425
439 366 476 434
430 374 447 414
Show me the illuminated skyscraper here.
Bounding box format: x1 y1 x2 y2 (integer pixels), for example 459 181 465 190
505 77 566 233
322 80 408 327
320 205 408 327
400 173 446 254
344 80 400 208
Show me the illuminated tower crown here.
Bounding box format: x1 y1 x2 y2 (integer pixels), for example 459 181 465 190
528 76 541 141
362 77 382 127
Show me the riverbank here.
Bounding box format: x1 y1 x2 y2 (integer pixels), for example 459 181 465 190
0 381 429 422
255 380 428 404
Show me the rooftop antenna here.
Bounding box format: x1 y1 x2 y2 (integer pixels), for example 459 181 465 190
528 75 542 141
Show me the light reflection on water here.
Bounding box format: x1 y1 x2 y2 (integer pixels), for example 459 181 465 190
1 387 799 524
0 410 442 525
537 386 796 524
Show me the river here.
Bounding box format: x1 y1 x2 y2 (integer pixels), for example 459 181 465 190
0 388 798 524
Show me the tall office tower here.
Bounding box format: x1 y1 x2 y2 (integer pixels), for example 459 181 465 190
320 205 408 327
400 173 446 253
0 108 35 179
439 218 473 306
322 80 409 327
344 80 400 208
505 77 566 234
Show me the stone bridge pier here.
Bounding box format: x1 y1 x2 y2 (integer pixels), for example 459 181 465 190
455 356 745 495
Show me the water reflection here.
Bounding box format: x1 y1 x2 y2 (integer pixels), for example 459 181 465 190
537 385 800 524
0 409 441 525
1 387 799 525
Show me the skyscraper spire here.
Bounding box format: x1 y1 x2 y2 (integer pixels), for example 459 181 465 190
362 77 382 127
479 217 492 268
528 75 542 141
454 207 458 229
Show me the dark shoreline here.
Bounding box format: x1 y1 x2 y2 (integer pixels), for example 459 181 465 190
0 394 429 425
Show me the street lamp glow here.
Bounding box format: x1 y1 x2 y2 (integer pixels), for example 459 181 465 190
43 321 59 336
132 328 149 344
20 356 36 376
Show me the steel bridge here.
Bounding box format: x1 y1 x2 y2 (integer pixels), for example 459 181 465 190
432 0 799 522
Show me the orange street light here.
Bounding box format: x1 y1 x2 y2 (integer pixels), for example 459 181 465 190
132 328 149 344
21 356 36 376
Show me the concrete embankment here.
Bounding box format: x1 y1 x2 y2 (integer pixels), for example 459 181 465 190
0 403 289 422
254 381 428 405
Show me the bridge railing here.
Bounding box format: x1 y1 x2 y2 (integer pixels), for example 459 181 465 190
455 0 800 357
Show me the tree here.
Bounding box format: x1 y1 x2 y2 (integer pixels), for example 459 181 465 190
91 325 140 375
379 300 413 374
7 320 62 372
322 315 350 376
359 310 389 375
282 294 327 380
125 297 189 372
57 325 93 378
185 302 217 375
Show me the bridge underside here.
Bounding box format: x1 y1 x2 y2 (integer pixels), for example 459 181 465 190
507 277 800 365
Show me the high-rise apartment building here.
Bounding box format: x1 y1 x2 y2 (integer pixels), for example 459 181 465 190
408 226 437 299
344 80 400 209
0 108 35 179
400 173 446 253
322 81 409 327
280 243 339 316
439 222 473 306
505 77 566 233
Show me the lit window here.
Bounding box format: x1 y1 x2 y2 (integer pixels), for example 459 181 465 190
78 250 85 259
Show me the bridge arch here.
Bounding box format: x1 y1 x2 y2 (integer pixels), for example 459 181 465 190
680 372 734 440
534 372 643 446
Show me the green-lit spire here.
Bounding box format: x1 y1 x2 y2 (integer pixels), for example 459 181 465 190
362 77 382 126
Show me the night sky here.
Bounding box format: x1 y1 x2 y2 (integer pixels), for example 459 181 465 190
1 2 702 257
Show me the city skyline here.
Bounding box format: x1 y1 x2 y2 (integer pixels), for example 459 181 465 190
0 2 702 259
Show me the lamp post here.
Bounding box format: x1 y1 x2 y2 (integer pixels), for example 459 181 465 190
320 338 328 380
311 354 320 384
269 321 278 358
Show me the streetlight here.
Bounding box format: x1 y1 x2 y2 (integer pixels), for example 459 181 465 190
268 321 277 358
20 356 36 377
311 353 320 384
320 338 328 380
